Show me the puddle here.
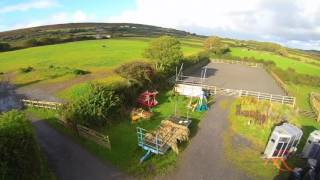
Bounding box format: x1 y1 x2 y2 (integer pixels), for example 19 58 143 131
0 82 23 112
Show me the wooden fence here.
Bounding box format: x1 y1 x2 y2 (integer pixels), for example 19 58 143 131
176 81 296 107
310 92 320 121
211 59 260 67
298 109 318 120
58 119 111 149
22 99 63 110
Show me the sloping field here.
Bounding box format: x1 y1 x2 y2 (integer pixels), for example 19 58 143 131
0 38 201 73
230 47 320 76
0 38 202 88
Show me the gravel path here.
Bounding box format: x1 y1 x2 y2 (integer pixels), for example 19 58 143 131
166 96 251 180
28 115 130 180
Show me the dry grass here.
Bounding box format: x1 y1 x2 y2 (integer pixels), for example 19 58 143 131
145 120 189 154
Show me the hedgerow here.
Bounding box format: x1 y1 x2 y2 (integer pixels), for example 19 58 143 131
0 110 42 180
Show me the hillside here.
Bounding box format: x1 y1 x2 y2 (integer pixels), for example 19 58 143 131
0 23 201 48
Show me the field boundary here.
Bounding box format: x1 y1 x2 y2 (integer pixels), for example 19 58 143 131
310 92 320 121
22 99 63 110
269 71 290 96
176 81 296 106
22 98 111 149
210 59 261 67
58 119 111 149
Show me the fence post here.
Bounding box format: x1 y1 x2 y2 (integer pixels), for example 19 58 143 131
292 97 296 107
282 96 285 104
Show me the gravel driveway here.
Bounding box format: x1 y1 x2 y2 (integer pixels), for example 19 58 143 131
166 96 251 180
29 115 130 180
165 62 285 180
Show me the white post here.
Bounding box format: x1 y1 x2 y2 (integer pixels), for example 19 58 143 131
282 96 285 104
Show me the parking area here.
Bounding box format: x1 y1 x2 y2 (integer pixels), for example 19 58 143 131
184 62 285 95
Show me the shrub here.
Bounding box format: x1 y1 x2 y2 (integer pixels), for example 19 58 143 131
19 66 34 73
61 83 122 127
115 61 155 86
0 42 10 52
0 110 42 180
73 69 90 75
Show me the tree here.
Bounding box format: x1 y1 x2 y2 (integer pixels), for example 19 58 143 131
277 47 288 56
0 42 10 51
204 36 229 55
144 36 183 72
115 61 155 86
24 38 40 47
204 36 221 51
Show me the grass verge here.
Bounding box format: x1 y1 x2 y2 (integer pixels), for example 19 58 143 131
224 98 320 179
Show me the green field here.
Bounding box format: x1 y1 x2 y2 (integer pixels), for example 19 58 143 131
0 38 202 86
230 47 320 76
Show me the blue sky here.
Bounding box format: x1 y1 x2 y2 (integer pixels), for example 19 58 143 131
0 0 320 50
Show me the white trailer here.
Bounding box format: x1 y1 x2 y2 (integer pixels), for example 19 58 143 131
302 130 320 158
263 123 303 159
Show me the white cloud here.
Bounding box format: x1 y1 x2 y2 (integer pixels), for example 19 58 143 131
0 0 58 14
108 0 320 50
6 10 93 31
72 10 89 22
51 10 91 23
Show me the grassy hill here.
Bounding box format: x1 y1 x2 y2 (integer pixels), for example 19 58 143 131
0 23 202 49
0 37 203 87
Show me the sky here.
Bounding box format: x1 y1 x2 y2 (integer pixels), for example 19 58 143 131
0 0 320 50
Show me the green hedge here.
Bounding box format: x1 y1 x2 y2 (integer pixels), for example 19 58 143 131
0 110 42 180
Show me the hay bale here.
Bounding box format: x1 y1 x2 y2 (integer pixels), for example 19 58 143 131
145 120 190 154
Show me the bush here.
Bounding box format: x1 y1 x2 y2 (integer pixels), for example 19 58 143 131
19 66 34 73
73 69 90 75
23 39 40 47
61 83 122 127
0 110 42 180
115 61 155 86
0 42 10 52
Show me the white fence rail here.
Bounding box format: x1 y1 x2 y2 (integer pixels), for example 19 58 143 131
176 81 296 107
211 59 261 67
22 99 63 110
